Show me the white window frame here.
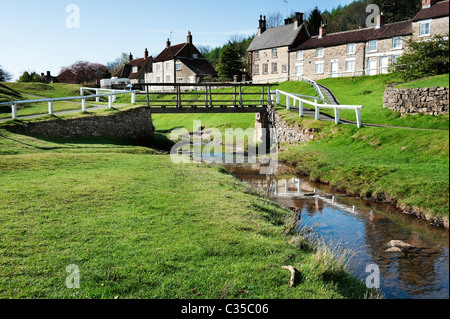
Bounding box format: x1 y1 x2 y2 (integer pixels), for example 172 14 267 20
254 64 260 75
316 47 324 58
347 43 356 55
392 37 403 49
254 50 260 60
296 51 303 60
368 40 378 52
272 48 278 58
392 54 401 64
166 62 171 70
282 65 287 73
176 62 182 71
132 66 138 73
156 76 161 83
295 63 304 76
165 74 171 83
193 54 198 59
263 63 269 74
177 77 183 83
271 62 278 74
345 59 356 72
420 21 431 37
156 63 161 72
315 61 324 74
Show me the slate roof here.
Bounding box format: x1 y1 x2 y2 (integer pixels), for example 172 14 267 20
153 43 186 63
413 1 449 22
290 20 412 51
247 24 305 51
179 58 217 77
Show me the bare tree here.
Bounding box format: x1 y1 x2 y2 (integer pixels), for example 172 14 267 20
266 12 284 28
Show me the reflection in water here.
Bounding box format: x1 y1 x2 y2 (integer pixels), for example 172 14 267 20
225 164 449 300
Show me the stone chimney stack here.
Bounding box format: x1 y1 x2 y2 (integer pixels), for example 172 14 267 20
376 12 385 29
187 31 193 44
422 0 436 8
258 15 267 35
284 18 293 25
129 53 133 61
319 21 327 38
295 12 304 28
166 39 171 48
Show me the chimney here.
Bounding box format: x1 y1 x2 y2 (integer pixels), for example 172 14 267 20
129 52 133 61
376 12 385 29
187 31 193 44
144 48 149 59
284 18 293 25
258 15 267 35
319 21 327 38
166 38 171 48
295 12 304 28
47 71 51 77
422 0 436 8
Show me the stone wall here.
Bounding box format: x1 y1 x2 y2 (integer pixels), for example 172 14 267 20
383 86 449 115
273 111 315 144
8 106 154 143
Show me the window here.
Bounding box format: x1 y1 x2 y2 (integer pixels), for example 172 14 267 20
193 54 198 59
263 63 269 74
420 22 430 36
295 64 303 76
316 47 324 58
166 75 171 82
272 48 278 58
166 62 171 70
393 37 402 49
347 43 356 55
156 63 161 72
296 51 303 60
282 65 287 73
176 63 182 71
254 64 260 75
392 54 401 64
315 62 324 74
177 78 183 83
254 51 260 60
156 76 161 83
368 40 378 52
345 59 355 72
272 62 278 73
132 66 138 73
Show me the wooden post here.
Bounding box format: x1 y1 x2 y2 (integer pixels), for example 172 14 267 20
205 86 208 108
209 85 213 108
48 101 53 115
261 86 265 105
12 104 17 120
146 85 150 107
334 107 340 125
177 86 181 108
239 85 243 107
81 98 86 112
233 86 237 107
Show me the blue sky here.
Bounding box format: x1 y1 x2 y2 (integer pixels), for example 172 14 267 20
0 0 356 80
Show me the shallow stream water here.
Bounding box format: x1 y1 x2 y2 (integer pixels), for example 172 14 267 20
223 163 449 300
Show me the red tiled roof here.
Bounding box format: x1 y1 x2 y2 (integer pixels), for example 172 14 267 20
115 57 153 79
153 43 186 63
412 1 449 22
290 20 412 51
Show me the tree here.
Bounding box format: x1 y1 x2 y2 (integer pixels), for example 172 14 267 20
18 71 45 83
217 44 245 80
0 64 12 82
266 12 284 28
391 34 449 81
106 53 129 75
58 61 110 84
306 7 323 36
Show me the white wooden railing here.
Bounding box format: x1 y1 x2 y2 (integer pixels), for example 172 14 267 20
275 89 363 128
0 90 139 120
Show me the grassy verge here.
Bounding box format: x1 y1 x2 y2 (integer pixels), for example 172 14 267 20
0 127 375 299
276 107 449 228
394 74 449 89
316 74 449 130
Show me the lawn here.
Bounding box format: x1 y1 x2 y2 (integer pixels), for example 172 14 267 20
277 108 449 227
316 74 449 130
394 74 449 89
0 129 374 299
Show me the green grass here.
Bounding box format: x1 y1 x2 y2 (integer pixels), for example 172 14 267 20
394 74 449 89
0 129 373 299
315 74 449 130
1 82 82 99
277 107 449 226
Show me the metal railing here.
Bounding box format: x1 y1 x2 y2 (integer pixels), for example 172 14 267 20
275 89 363 128
0 90 139 120
136 82 278 109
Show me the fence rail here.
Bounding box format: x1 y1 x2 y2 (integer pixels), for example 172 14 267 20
275 89 363 128
0 90 139 120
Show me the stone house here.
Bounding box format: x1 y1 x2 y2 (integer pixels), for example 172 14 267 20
247 0 449 82
144 32 217 91
115 49 153 84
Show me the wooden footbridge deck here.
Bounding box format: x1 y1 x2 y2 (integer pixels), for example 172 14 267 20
135 83 278 113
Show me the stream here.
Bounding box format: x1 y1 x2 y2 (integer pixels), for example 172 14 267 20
223 163 449 300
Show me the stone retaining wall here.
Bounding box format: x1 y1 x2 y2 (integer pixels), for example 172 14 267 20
383 86 449 115
7 107 154 143
274 112 315 144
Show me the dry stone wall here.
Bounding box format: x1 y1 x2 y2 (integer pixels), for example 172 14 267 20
383 86 449 115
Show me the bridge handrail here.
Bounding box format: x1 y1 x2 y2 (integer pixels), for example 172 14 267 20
275 89 363 128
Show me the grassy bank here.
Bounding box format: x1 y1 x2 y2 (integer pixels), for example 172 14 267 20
0 127 374 299
277 107 449 228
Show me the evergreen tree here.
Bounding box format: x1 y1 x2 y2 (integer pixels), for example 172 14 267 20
306 7 323 36
0 64 12 82
217 44 244 80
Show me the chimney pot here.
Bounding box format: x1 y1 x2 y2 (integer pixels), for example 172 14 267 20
376 13 385 29
129 53 133 61
187 31 193 44
295 12 304 28
319 22 327 38
144 48 149 59
422 0 436 8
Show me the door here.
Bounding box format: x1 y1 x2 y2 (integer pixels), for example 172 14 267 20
380 56 389 74
189 76 195 91
331 61 339 77
368 60 377 76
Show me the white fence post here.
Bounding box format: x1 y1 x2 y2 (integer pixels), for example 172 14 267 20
108 95 113 109
276 90 280 105
286 96 290 110
299 101 303 117
334 107 340 125
96 89 100 103
12 104 17 120
48 101 53 115
315 106 320 120
81 98 86 112
356 108 362 128
131 92 136 104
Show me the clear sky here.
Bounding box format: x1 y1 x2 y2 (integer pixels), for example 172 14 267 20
0 0 357 80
